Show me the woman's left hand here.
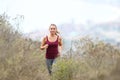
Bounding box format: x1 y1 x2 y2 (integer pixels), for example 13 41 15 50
57 52 60 57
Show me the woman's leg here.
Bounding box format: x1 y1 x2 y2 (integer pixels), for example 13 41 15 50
46 59 56 75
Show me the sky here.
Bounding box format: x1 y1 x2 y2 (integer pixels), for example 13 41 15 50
0 0 120 33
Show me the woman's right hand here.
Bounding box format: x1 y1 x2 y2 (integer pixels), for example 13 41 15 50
44 44 48 49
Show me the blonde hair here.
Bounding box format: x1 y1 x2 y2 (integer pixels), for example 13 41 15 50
49 24 60 35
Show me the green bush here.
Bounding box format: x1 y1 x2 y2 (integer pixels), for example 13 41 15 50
51 58 78 80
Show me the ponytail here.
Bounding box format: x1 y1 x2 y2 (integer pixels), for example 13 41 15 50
55 30 60 35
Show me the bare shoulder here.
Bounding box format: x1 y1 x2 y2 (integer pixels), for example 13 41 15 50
58 35 62 41
42 35 47 41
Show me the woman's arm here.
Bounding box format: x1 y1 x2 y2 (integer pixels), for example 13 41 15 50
58 36 63 56
40 37 48 50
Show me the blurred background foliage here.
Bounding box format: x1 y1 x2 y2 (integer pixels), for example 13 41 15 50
0 14 120 80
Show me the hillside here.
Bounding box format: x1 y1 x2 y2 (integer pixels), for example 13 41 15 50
0 14 120 80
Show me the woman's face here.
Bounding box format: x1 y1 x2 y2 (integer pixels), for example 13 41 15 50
49 25 57 35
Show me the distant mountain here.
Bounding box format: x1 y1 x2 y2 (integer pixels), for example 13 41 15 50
88 20 120 43
24 19 120 43
23 29 47 41
58 23 88 38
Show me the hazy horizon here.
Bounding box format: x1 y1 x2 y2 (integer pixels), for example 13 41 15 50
0 0 120 33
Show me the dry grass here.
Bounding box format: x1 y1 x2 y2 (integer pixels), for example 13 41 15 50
0 14 120 80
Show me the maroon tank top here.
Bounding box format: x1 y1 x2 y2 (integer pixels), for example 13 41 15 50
45 36 59 59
